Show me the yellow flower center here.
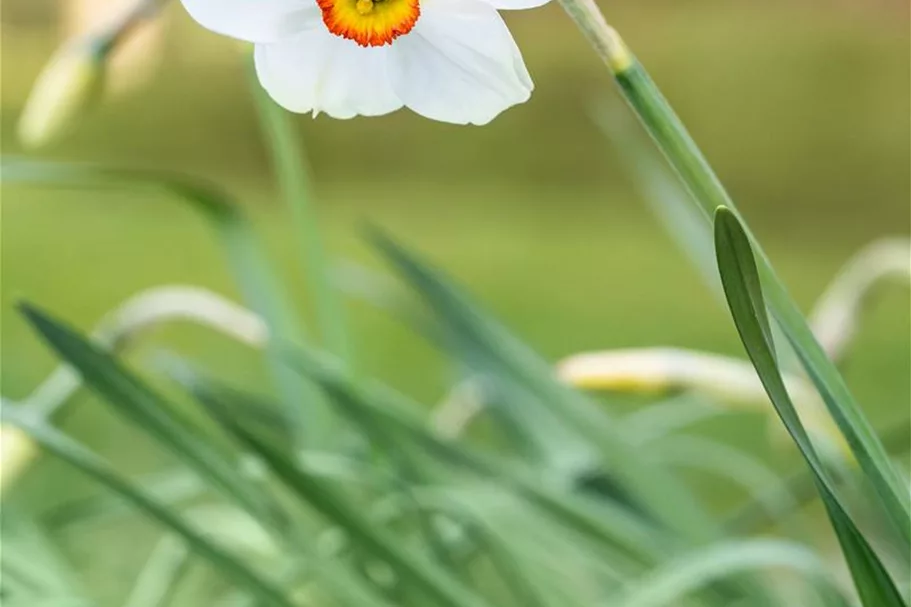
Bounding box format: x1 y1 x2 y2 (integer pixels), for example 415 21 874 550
319 0 420 47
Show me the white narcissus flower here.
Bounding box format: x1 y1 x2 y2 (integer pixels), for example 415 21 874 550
180 0 548 124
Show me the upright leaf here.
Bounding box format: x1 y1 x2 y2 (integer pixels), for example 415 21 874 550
367 227 717 540
201 407 494 607
610 56 910 549
282 346 679 567
2 408 296 607
3 159 324 449
714 206 906 607
18 302 285 531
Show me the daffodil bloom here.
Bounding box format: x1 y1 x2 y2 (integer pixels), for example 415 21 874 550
181 0 547 124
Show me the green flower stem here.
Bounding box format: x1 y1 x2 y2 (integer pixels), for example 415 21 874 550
250 65 353 370
557 0 911 547
554 0 633 74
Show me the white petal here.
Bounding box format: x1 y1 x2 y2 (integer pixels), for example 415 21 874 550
388 0 533 125
479 0 551 11
181 0 321 43
254 30 403 119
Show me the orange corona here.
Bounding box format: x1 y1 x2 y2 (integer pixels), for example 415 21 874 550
318 0 420 47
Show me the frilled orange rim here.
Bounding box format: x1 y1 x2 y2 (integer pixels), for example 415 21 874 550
318 0 420 47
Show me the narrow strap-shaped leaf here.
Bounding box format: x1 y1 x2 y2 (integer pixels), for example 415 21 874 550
282 346 676 567
18 302 286 531
2 408 296 607
367 229 594 469
4 159 324 449
204 409 494 607
185 373 465 577
714 207 906 607
612 58 910 550
610 539 846 607
729 421 911 534
122 535 191 607
366 227 717 541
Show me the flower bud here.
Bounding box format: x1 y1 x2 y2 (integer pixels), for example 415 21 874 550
0 426 39 493
17 40 106 149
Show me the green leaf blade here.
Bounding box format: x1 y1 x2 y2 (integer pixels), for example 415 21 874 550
366 227 719 542
201 402 493 607
2 408 295 607
17 302 285 531
714 206 907 607
610 58 910 551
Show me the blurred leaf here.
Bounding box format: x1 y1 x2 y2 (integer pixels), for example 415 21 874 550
283 346 678 567
366 226 717 541
467 528 554 607
165 359 489 606
729 420 911 534
14 313 388 606
198 398 494 607
592 107 719 295
1 159 233 218
174 364 657 604
251 65 352 368
364 226 589 463
122 536 191 607
18 302 285 531
179 349 678 601
610 539 844 607
714 207 906 607
2 407 296 607
621 397 721 445
3 158 324 449
254 357 465 575
0 506 92 605
651 435 798 523
46 468 204 530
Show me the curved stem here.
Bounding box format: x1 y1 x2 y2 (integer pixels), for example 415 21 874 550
17 285 267 420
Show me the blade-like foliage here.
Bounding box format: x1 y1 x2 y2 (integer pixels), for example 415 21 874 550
2 408 295 607
612 59 911 551
15 304 399 607
199 403 494 607
366 227 718 541
182 368 466 577
3 159 322 449
18 302 285 531
714 206 906 607
281 346 680 566
0 506 93 606
171 347 677 583
122 536 191 607
610 539 845 607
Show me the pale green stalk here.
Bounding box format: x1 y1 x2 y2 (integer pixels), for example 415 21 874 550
556 0 911 549
250 64 353 368
122 536 191 607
